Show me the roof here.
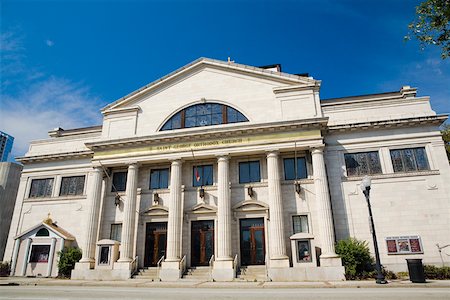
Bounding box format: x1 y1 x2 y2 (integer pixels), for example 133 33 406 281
101 57 319 112
14 221 75 240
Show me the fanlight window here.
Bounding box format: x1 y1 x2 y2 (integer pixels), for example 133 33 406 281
161 103 248 131
36 228 50 237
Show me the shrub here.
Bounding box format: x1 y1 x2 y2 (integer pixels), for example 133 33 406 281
58 247 82 278
0 262 10 277
335 238 374 280
424 265 450 279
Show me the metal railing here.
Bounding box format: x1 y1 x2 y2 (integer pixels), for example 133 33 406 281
209 255 215 281
156 255 165 281
233 254 239 278
131 256 139 277
180 255 187 277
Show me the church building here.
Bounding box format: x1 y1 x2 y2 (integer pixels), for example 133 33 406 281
3 58 449 281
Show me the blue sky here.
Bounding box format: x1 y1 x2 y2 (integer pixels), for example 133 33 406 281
1 0 449 158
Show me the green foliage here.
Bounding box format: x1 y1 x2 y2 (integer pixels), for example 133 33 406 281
424 264 450 279
406 0 450 59
442 124 450 162
57 247 82 278
0 262 10 277
335 238 375 280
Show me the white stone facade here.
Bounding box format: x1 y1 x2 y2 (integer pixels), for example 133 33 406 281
3 58 449 281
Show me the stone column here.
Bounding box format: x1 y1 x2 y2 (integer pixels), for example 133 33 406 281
10 239 20 276
160 159 183 281
46 237 57 277
77 167 103 267
311 147 342 266
118 163 139 262
213 155 234 281
21 238 32 276
266 151 289 268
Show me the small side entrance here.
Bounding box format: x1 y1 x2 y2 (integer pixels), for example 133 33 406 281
144 222 167 267
191 220 214 266
240 218 265 266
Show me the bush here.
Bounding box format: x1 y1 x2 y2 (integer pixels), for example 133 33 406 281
335 238 374 280
0 262 10 277
58 247 82 278
424 265 450 279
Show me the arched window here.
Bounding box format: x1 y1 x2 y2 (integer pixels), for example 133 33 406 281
36 228 50 237
161 103 248 131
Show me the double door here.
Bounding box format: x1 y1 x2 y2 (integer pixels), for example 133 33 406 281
240 218 265 266
144 222 167 267
191 220 214 266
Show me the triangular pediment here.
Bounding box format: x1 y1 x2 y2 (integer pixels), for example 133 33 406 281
102 57 318 112
142 205 169 216
233 200 269 212
14 222 75 240
190 203 217 214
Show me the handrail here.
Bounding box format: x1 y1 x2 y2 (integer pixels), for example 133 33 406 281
156 255 165 281
209 255 215 281
180 255 187 277
131 256 139 277
233 254 239 278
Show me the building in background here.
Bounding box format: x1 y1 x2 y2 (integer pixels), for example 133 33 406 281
3 58 449 281
0 162 23 261
0 131 14 162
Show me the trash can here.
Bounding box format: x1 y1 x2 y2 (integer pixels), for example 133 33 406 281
406 259 426 283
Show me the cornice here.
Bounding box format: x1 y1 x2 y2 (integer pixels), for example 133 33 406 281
85 117 329 151
16 150 93 164
327 115 447 133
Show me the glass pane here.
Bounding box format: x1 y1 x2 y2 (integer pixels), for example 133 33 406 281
203 165 213 186
237 111 247 122
249 161 260 182
185 116 196 128
227 107 237 123
150 170 160 189
297 157 307 179
211 113 222 125
197 104 211 115
414 148 429 170
212 104 222 113
284 158 295 180
356 153 369 175
297 241 312 263
403 149 417 171
390 150 403 172
185 106 196 117
345 154 359 176
171 113 182 129
196 115 211 126
239 162 250 184
367 152 382 174
112 172 127 192
254 230 264 263
159 169 169 188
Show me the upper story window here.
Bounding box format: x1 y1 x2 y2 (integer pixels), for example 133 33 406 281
283 157 307 180
193 165 213 187
60 176 85 196
29 178 54 198
239 161 261 184
344 151 382 176
390 147 429 173
150 168 169 189
110 223 122 242
160 103 248 131
292 215 309 234
112 172 127 192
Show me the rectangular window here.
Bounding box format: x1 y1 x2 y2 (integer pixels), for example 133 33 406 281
386 236 423 255
390 147 429 173
112 172 127 192
110 223 122 242
60 176 85 196
297 240 312 263
150 168 169 189
29 178 54 198
292 215 309 234
283 157 307 180
344 151 382 176
239 161 261 184
99 246 110 264
193 165 213 187
29 245 50 262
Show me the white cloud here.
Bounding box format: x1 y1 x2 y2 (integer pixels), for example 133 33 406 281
46 39 54 47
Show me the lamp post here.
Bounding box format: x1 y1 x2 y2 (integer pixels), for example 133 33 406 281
360 175 387 284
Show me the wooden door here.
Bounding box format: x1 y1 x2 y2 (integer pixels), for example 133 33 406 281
144 222 167 267
240 218 265 266
191 220 214 266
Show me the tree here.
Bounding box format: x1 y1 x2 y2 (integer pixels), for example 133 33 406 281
442 124 450 162
57 247 82 278
406 0 450 59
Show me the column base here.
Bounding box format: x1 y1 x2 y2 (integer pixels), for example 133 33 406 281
269 256 290 268
74 260 94 270
71 269 132 280
212 260 235 281
160 260 182 281
268 266 345 281
319 254 343 267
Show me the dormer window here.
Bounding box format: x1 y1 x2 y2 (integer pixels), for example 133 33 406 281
161 103 248 131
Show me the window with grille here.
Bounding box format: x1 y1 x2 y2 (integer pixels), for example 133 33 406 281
390 147 429 173
292 215 309 234
150 168 169 189
112 172 127 192
344 151 382 176
29 178 54 198
60 176 85 196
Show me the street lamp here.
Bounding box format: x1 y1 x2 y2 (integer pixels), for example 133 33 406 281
360 175 387 284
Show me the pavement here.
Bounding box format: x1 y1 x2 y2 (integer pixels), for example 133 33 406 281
1 276 450 289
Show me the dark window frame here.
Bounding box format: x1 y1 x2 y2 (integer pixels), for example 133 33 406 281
160 103 248 131
344 151 382 177
193 164 214 187
110 223 122 242
239 161 261 184
150 168 169 189
292 215 309 234
112 171 127 192
283 157 308 180
29 245 51 263
29 178 54 198
390 147 430 173
59 175 85 196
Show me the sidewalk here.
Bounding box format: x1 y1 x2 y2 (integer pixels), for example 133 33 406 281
1 277 450 289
